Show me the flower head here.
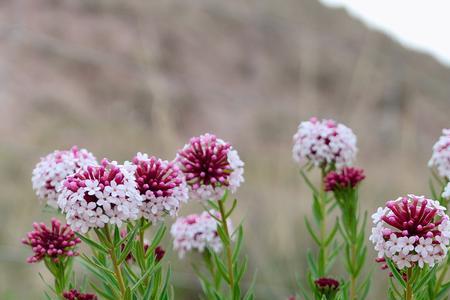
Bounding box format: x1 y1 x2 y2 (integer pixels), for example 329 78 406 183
314 277 340 297
130 153 188 221
176 133 244 201
22 218 81 263
429 129 450 179
170 210 232 258
32 146 97 207
324 167 365 192
63 290 98 300
57 159 142 233
443 182 450 199
370 194 450 269
292 117 357 170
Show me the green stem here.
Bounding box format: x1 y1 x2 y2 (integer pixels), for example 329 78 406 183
350 243 357 300
55 261 67 300
318 167 328 276
405 268 413 300
103 225 126 298
218 198 235 289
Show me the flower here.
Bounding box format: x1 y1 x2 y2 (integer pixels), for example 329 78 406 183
130 153 188 221
324 167 365 192
369 194 450 270
429 129 450 179
32 146 97 207
314 277 340 297
443 182 450 199
22 218 81 263
176 133 244 201
57 159 142 233
292 117 357 170
63 290 98 300
170 210 232 258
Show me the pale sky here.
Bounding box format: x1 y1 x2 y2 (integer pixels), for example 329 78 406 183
320 0 450 66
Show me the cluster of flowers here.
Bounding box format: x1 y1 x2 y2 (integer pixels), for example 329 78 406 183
170 210 232 258
370 195 450 269
32 146 97 208
176 133 244 201
324 166 365 192
31 133 244 235
292 117 357 169
63 289 97 300
22 218 81 263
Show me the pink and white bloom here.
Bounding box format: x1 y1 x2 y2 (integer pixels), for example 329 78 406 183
176 133 244 201
170 210 232 258
32 146 97 207
57 159 142 233
370 194 450 269
292 117 357 170
129 153 188 222
429 129 450 179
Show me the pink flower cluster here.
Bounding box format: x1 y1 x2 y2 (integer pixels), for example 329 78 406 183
324 167 365 192
314 277 340 291
292 117 357 170
170 210 232 258
22 218 81 263
131 153 188 222
32 146 97 207
370 195 450 269
176 133 244 201
63 290 97 300
57 159 142 233
429 128 450 179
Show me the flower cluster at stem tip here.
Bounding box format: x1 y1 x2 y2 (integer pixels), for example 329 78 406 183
130 152 188 222
292 117 357 170
170 210 232 258
57 159 143 233
22 218 81 263
324 166 365 192
429 128 450 179
176 133 244 201
370 194 450 269
63 289 97 300
32 146 97 208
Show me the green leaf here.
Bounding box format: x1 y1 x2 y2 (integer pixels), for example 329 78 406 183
325 219 339 247
232 225 244 262
304 217 320 245
76 233 109 254
413 266 437 294
226 199 238 219
386 259 406 288
300 170 319 196
148 224 167 253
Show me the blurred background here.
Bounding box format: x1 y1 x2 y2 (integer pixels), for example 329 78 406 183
0 0 449 299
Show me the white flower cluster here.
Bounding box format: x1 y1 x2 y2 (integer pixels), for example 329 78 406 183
176 133 244 201
130 153 189 222
443 182 450 199
429 128 450 179
170 210 232 258
57 160 143 233
370 195 450 269
292 117 357 170
32 146 97 207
